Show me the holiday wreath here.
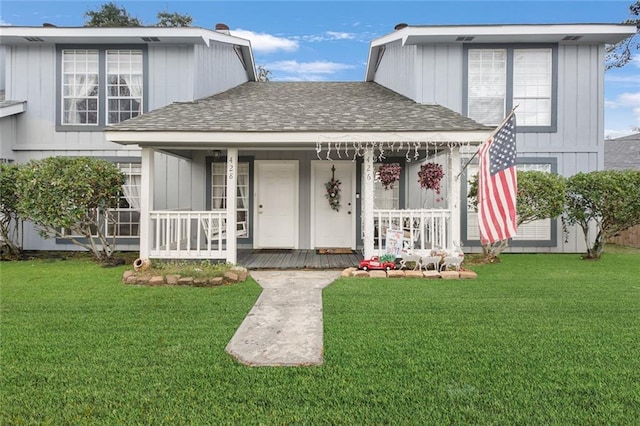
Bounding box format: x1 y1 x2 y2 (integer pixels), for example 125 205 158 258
325 165 341 211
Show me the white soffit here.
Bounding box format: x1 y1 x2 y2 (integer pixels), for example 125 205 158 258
104 130 492 148
0 26 252 47
371 24 637 47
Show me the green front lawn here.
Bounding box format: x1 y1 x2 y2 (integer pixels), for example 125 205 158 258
1 253 639 424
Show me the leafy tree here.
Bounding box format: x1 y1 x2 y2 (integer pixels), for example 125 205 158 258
468 170 567 260
564 170 640 259
606 1 640 70
156 11 193 27
0 163 23 259
16 157 125 263
84 2 194 28
256 65 273 82
84 2 141 27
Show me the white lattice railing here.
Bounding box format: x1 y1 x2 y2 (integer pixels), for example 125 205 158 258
149 210 227 259
373 209 451 254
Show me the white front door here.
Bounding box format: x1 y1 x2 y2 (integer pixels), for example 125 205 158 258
255 161 298 249
312 160 356 249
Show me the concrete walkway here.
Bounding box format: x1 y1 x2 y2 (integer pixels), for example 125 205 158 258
225 270 341 367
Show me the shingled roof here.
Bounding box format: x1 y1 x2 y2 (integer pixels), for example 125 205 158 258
108 82 491 133
604 133 640 171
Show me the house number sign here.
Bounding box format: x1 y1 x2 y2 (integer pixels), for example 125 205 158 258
227 156 235 181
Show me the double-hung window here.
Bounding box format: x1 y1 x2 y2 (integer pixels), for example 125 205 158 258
466 45 556 131
60 47 145 128
211 162 250 238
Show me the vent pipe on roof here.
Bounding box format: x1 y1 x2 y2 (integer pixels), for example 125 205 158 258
215 23 230 35
394 23 408 31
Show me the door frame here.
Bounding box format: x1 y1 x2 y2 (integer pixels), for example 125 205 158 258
253 160 299 249
310 160 357 249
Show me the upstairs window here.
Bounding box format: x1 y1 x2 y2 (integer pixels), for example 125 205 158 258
106 50 143 124
466 46 556 131
62 49 99 125
60 47 145 128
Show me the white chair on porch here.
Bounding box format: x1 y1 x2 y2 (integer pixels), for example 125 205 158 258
200 217 247 242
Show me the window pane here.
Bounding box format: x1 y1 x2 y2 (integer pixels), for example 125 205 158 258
61 49 99 125
211 162 250 238
106 50 143 124
467 49 506 125
513 49 552 126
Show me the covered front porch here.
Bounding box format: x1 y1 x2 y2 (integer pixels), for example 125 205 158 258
105 82 492 266
134 140 470 264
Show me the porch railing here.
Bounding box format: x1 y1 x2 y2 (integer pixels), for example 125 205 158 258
149 210 228 259
373 209 450 254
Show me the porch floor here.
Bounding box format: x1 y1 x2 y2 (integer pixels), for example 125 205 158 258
237 249 363 270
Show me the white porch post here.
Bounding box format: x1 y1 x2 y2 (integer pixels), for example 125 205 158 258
139 147 154 260
226 148 238 264
448 146 462 252
363 147 375 259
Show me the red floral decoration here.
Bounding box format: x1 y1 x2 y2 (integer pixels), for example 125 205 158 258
377 163 402 190
418 162 444 194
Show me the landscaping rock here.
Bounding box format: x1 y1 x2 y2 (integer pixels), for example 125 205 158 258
440 271 460 280
177 277 194 286
125 275 138 284
165 275 181 285
369 270 387 278
193 277 209 287
405 270 424 279
224 271 240 282
148 276 164 286
231 267 249 282
387 270 405 279
122 270 134 281
459 270 478 279
341 267 357 278
136 275 151 284
353 270 369 278
423 271 441 279
209 277 225 286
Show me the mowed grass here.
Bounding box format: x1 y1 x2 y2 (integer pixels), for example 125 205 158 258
1 253 639 424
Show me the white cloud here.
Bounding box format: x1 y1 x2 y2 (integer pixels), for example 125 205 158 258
604 129 638 139
325 31 356 40
294 31 373 43
263 60 356 81
231 29 298 54
605 74 640 84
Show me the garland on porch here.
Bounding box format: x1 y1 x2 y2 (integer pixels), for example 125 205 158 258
377 163 402 190
325 165 341 211
418 162 444 194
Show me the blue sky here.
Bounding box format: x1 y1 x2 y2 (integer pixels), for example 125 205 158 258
1 0 638 137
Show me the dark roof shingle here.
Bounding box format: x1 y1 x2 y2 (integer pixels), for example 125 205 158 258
109 82 490 133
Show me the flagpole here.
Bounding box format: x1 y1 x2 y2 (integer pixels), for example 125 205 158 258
456 105 518 180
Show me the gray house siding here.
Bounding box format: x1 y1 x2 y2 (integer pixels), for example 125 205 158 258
3 35 251 253
417 44 464 111
373 40 606 253
193 42 249 100
372 41 416 101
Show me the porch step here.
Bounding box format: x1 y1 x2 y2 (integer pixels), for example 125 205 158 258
225 270 340 366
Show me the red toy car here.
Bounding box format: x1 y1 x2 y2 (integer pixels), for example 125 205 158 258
358 256 396 271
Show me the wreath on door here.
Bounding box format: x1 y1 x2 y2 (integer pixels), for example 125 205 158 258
325 165 341 211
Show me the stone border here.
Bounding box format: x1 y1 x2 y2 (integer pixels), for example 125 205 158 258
341 267 477 280
122 267 249 287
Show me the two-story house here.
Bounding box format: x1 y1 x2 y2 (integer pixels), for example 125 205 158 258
0 24 255 253
2 23 635 264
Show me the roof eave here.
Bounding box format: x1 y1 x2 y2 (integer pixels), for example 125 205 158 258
104 130 493 148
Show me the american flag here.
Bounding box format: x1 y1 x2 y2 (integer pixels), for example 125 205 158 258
477 112 518 244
